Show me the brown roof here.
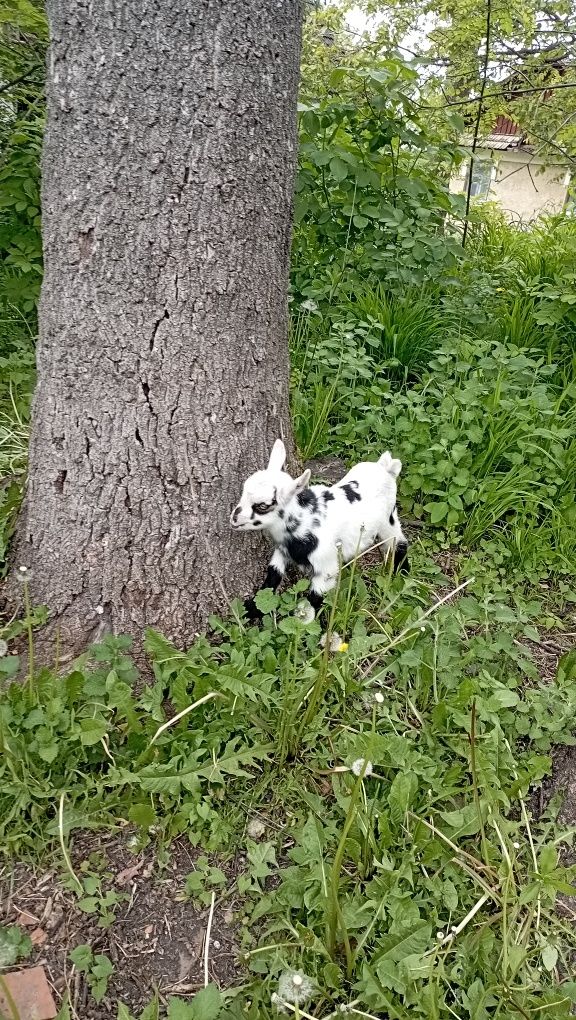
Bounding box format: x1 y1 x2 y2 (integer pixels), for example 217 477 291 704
493 115 521 136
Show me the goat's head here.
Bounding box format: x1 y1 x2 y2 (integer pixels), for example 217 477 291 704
230 439 311 532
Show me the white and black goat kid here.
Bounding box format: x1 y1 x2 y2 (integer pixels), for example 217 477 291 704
230 440 409 623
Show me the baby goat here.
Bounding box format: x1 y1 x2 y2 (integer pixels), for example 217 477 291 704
230 440 409 622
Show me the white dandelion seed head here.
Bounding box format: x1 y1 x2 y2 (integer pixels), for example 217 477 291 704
271 992 289 1014
374 692 385 705
0 639 8 657
420 625 426 631
351 758 373 777
436 931 445 941
513 841 520 849
277 970 315 1006
18 565 28 574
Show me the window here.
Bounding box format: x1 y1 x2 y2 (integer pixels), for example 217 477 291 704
465 158 493 199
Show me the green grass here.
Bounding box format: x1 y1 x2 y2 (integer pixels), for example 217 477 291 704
345 284 459 379
2 552 576 1018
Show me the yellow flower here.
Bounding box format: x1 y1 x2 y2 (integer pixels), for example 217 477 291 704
338 642 349 652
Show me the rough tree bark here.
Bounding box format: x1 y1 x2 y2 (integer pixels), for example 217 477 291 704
12 0 303 657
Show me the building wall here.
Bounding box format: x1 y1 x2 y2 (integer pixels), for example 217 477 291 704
450 147 569 221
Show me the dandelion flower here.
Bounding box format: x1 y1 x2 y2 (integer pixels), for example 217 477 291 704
276 970 315 1008
351 758 373 778
338 641 349 652
0 639 8 657
16 564 33 586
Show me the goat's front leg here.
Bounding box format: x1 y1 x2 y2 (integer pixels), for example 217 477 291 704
297 558 338 628
303 570 348 652
244 548 287 622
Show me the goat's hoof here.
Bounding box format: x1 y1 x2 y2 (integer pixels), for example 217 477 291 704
244 598 263 623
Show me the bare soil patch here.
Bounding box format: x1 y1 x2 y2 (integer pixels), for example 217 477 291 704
0 831 243 1018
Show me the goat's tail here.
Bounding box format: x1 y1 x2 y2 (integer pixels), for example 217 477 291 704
378 451 402 478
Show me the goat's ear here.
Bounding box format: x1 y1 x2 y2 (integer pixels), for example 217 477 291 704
379 451 402 478
279 468 311 506
267 439 287 472
292 468 311 495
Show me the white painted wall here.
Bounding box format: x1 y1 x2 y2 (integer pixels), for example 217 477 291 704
450 147 569 221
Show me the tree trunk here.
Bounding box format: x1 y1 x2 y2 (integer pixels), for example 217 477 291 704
12 0 303 658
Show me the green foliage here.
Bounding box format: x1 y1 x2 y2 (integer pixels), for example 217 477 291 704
1 13 576 1020
0 0 46 320
353 0 576 161
69 944 115 1003
0 923 32 967
293 60 466 303
3 560 576 1015
0 0 45 573
291 204 576 577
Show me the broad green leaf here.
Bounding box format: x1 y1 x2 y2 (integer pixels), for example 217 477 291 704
425 501 449 524
374 923 432 966
254 588 280 614
79 717 108 745
538 843 558 875
189 984 222 1019
388 771 418 826
167 997 194 1019
0 925 32 968
541 944 558 971
128 803 156 829
329 156 348 182
70 944 93 971
0 655 20 676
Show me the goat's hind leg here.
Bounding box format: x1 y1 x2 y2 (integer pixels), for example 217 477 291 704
378 510 409 575
306 561 347 651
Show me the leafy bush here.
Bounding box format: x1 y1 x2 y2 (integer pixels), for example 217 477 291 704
293 61 466 303
290 301 576 576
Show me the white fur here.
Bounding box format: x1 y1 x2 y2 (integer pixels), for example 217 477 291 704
231 440 408 619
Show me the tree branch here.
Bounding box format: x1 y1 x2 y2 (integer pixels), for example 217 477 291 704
419 78 576 111
0 65 43 96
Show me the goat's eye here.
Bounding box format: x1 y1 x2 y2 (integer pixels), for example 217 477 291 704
253 501 275 515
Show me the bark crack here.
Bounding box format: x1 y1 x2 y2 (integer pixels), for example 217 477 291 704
149 309 170 352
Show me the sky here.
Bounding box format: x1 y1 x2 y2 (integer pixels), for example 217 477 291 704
344 4 434 63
